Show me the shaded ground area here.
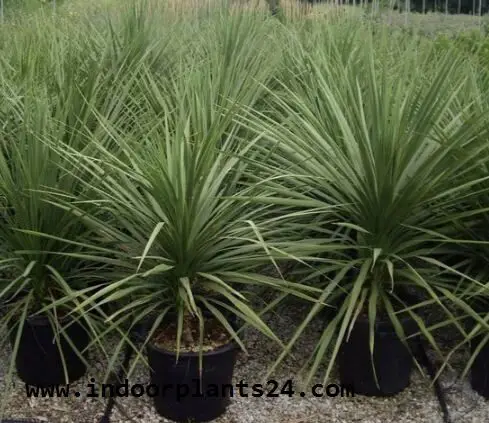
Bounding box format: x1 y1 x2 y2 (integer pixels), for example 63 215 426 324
0 303 487 423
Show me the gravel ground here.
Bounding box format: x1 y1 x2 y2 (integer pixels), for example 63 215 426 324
0 303 487 423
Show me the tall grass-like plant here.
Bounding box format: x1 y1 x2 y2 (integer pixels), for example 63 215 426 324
437 122 489 387
239 26 489 386
0 2 185 399
41 11 318 383
0 84 114 396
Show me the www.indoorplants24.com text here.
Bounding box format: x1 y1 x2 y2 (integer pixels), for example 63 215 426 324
25 379 355 400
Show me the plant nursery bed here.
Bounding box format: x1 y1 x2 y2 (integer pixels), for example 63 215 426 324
0 304 487 423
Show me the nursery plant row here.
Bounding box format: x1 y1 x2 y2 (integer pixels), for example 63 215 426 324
1 1 489 421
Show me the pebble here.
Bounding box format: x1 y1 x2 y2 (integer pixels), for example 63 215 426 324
0 302 486 422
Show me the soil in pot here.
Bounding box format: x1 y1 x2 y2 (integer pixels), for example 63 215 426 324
338 313 416 396
9 314 89 386
147 315 238 423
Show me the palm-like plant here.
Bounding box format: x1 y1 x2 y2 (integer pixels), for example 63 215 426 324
413 52 489 397
43 12 315 390
0 82 115 392
440 162 489 396
239 26 489 388
0 7 166 392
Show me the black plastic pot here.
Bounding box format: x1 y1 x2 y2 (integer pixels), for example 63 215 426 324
147 340 237 422
468 301 489 398
144 311 238 423
470 335 489 398
338 314 416 396
9 315 89 386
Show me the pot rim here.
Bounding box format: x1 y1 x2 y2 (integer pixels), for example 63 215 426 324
21 312 80 326
147 337 238 358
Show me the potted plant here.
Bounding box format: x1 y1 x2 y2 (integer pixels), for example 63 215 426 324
0 81 116 387
438 277 489 399
239 32 489 395
441 211 489 398
46 61 316 421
